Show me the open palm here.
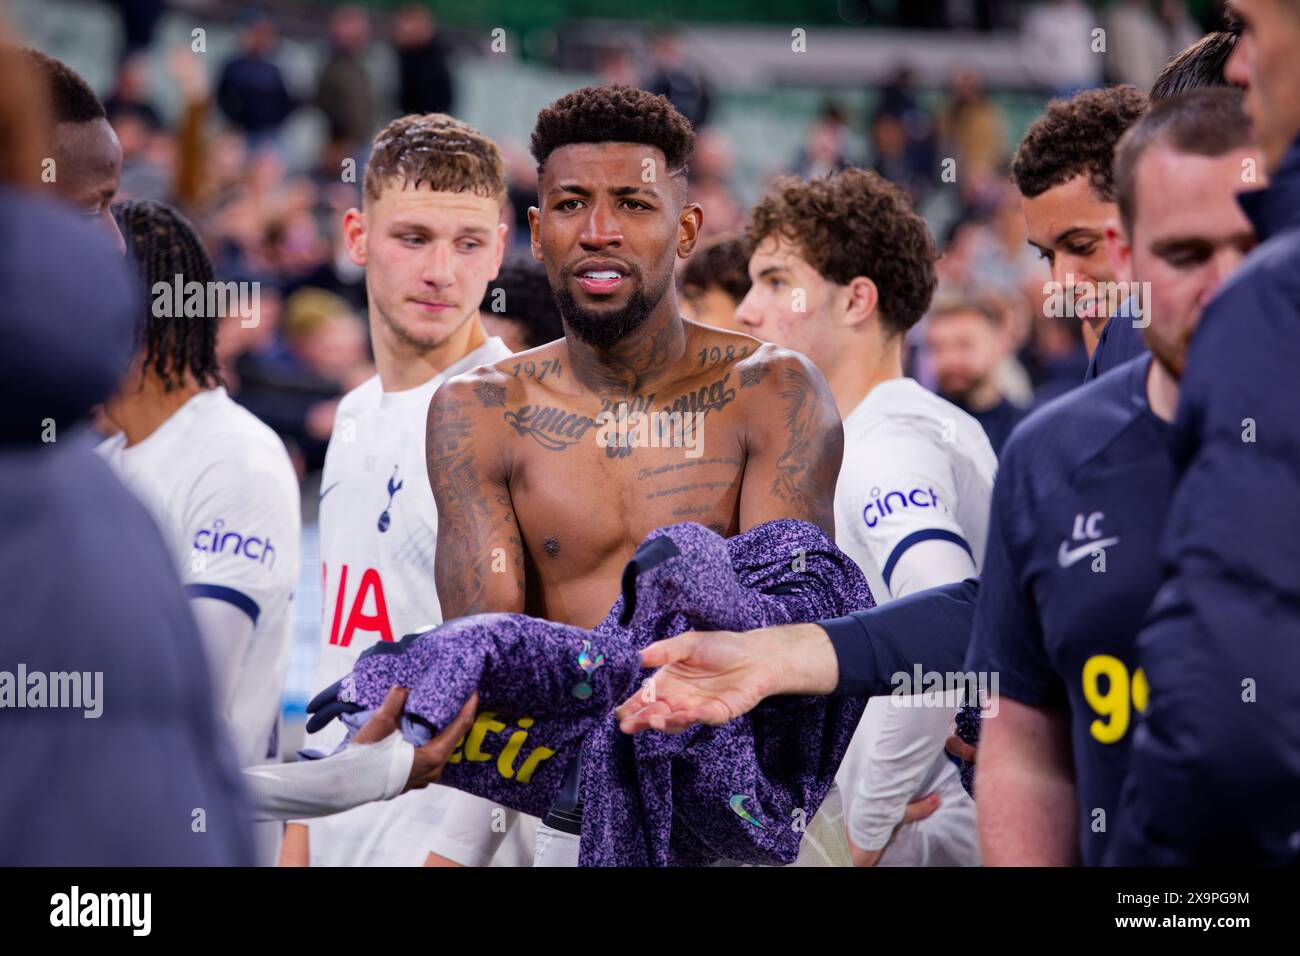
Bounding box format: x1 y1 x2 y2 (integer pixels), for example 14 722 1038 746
615 630 779 734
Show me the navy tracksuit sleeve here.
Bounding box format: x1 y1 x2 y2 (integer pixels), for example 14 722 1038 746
820 578 979 697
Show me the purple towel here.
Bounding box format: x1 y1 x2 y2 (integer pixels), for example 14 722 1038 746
310 519 873 864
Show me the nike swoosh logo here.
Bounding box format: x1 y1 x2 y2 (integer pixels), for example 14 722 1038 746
729 793 767 830
1058 537 1120 568
319 481 340 502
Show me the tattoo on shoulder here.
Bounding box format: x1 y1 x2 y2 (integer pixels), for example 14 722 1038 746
510 359 562 383
474 381 506 407
740 364 770 388
696 344 751 369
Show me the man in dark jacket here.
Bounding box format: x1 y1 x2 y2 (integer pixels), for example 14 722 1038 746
215 12 296 151
1106 0 1300 865
0 188 255 865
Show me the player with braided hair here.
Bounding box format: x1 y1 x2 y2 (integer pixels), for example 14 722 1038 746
97 199 301 863
113 199 224 391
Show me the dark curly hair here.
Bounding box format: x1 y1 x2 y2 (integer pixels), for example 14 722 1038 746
678 232 752 304
113 199 222 392
365 112 506 205
745 167 938 338
1011 85 1148 201
480 255 565 348
530 85 695 177
19 47 104 124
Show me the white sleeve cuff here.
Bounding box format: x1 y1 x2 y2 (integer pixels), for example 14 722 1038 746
243 732 415 823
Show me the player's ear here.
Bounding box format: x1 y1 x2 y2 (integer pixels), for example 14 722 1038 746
527 205 543 263
342 206 367 267
1104 217 1133 286
677 200 704 258
843 275 879 329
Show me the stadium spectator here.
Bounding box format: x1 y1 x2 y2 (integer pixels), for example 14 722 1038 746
869 67 937 204
1106 0 1174 88
937 69 1007 182
643 29 712 130
925 294 1026 455
688 128 744 238
792 101 854 180
316 6 377 170
215 11 296 154
1022 0 1105 97
394 4 455 116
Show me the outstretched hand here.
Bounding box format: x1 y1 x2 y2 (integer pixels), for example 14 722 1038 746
615 630 782 735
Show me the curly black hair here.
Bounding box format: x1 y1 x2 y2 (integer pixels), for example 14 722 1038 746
19 48 104 124
745 167 938 338
530 84 695 177
113 199 222 392
678 232 753 304
1011 85 1148 201
480 255 565 348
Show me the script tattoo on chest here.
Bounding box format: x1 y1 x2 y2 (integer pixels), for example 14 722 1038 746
503 404 599 450
502 372 738 457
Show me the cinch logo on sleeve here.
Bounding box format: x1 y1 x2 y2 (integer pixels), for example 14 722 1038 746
192 519 276 569
863 486 948 528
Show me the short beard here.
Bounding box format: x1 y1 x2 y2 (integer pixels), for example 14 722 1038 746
554 272 671 351
377 301 467 352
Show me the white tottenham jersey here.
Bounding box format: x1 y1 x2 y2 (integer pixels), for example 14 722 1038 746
832 378 996 866
98 387 301 769
834 378 996 601
302 337 536 867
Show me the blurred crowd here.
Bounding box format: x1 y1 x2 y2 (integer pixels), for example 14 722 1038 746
96 0 1218 481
